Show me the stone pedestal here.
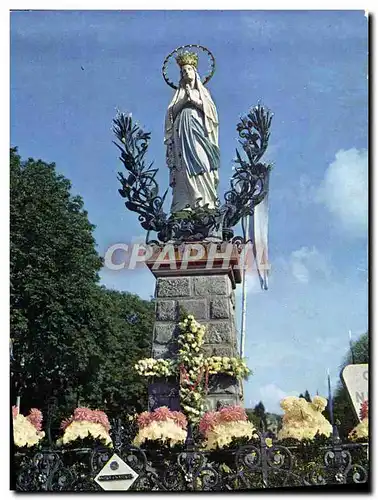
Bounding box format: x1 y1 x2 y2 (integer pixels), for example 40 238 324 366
146 243 244 412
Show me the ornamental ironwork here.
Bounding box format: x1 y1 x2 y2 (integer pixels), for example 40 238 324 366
13 418 369 492
113 104 272 244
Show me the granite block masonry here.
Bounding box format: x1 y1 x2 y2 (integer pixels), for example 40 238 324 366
146 245 243 412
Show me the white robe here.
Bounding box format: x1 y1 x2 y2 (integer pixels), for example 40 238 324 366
164 71 220 213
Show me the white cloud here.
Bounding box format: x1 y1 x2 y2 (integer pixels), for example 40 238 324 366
316 148 368 237
281 246 331 284
291 255 310 283
248 383 299 414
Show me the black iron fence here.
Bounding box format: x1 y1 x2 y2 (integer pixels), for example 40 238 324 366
12 418 369 492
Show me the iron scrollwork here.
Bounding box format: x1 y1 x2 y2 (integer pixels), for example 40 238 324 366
222 104 273 241
14 421 369 492
113 113 169 243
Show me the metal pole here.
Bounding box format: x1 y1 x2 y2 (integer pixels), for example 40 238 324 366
327 369 334 427
16 395 20 412
349 330 355 364
240 215 250 358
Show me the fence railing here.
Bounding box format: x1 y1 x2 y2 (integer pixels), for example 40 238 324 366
13 418 369 491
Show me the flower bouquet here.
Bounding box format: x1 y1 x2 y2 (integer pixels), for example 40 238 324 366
57 407 112 448
349 400 368 442
199 405 257 452
133 406 187 455
276 396 334 477
13 406 45 449
277 396 332 442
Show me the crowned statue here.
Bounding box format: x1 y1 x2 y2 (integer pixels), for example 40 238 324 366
114 44 272 246
164 48 220 214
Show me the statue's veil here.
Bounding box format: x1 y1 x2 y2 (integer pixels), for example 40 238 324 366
164 68 218 146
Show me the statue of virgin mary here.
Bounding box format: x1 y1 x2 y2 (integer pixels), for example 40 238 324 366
164 51 220 214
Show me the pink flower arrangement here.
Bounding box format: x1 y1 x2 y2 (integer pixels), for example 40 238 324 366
136 407 187 430
12 406 43 431
360 400 368 420
199 411 218 436
150 406 172 422
137 411 152 429
27 408 43 431
218 405 248 423
60 407 110 432
199 406 256 450
199 406 248 437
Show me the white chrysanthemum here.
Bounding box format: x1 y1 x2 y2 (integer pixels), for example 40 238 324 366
13 414 45 448
205 421 257 451
61 421 112 446
133 420 187 448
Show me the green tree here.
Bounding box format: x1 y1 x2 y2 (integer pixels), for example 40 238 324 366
79 287 154 418
333 332 369 439
10 148 154 422
10 148 103 410
253 401 267 431
298 390 312 402
245 408 261 428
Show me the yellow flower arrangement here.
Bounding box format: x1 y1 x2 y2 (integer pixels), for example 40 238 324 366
133 407 187 448
205 356 251 378
349 400 368 441
133 420 187 447
134 314 252 424
200 406 257 451
58 407 112 447
13 411 45 448
205 421 257 451
58 421 112 446
176 317 208 422
277 396 332 441
348 418 368 441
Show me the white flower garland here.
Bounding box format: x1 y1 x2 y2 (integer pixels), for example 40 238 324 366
205 356 250 378
134 358 175 378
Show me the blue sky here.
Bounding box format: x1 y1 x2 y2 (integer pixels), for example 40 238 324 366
10 10 368 413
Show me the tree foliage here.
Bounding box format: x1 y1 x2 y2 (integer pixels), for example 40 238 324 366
298 390 312 402
245 409 261 428
343 333 368 367
253 401 267 430
10 148 154 422
78 287 154 418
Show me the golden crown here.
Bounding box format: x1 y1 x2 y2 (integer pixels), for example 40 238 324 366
175 50 199 68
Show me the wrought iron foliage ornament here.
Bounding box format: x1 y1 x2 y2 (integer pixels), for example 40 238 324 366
222 104 273 241
113 113 169 242
113 104 272 244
